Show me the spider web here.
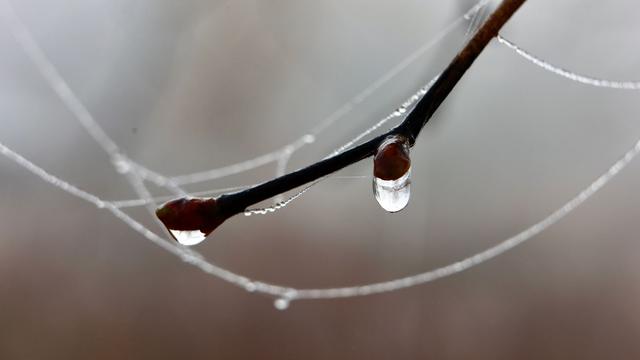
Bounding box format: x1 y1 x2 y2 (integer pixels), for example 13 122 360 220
2 0 640 307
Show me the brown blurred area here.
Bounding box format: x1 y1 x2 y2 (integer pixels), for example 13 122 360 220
2 0 640 359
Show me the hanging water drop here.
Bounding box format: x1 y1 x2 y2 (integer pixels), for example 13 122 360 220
274 298 290 310
169 229 207 246
373 170 411 212
373 135 412 213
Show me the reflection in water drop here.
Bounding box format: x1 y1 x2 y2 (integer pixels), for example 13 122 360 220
373 169 411 213
169 229 207 246
373 169 411 212
274 298 290 310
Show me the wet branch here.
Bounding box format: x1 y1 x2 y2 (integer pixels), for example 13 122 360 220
158 0 528 233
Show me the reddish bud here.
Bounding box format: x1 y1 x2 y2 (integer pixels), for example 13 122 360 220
373 135 411 181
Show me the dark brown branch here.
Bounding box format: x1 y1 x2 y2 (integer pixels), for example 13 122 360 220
157 0 528 234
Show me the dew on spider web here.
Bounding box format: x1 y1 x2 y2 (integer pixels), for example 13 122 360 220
273 298 290 310
112 154 132 174
243 281 257 292
273 289 297 310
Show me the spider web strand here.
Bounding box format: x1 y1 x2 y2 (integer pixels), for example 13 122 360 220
497 35 640 90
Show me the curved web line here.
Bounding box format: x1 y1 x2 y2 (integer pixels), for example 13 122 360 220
497 35 640 90
3 0 639 304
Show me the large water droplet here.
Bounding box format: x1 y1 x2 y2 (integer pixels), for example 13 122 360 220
169 229 207 246
373 169 411 212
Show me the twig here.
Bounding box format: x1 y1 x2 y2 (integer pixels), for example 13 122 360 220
160 0 528 231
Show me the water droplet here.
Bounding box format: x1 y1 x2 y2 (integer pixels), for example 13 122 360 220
282 145 295 155
373 170 411 212
169 229 207 246
180 251 201 264
274 298 290 310
244 281 257 292
373 135 412 213
114 158 131 174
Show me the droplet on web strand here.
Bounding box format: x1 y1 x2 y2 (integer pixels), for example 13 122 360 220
274 298 290 310
113 158 131 174
244 281 257 292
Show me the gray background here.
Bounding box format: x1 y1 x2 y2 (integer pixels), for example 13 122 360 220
1 0 640 358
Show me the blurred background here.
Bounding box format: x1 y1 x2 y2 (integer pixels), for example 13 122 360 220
1 0 640 358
